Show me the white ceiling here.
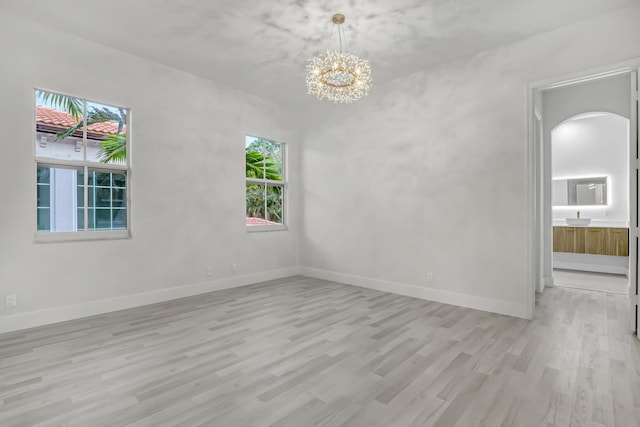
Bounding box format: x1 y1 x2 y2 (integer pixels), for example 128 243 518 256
1 0 635 107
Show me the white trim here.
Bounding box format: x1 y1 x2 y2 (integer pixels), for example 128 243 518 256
246 224 288 232
525 84 536 318
36 159 128 172
530 63 638 92
630 70 640 336
299 267 530 319
534 105 542 121
553 261 629 276
0 267 300 334
246 178 285 187
34 229 131 243
544 276 555 288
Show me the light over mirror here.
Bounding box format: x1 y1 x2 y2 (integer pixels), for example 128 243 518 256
552 176 607 206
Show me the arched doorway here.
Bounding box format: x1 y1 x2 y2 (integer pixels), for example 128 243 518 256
551 112 630 293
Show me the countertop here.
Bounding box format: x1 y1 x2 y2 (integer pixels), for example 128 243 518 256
552 220 629 228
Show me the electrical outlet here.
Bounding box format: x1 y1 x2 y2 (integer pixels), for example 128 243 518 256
6 294 17 308
427 273 433 283
207 266 213 277
232 263 238 273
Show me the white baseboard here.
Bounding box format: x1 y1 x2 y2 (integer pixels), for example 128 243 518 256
553 261 628 276
544 275 555 288
0 267 300 335
299 267 530 319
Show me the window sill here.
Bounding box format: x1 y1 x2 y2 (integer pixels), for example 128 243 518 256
34 230 131 243
246 224 288 233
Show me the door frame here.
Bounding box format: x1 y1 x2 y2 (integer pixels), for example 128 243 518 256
629 70 638 334
527 59 640 335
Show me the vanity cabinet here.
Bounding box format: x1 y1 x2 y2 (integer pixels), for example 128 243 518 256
606 228 629 256
553 226 628 256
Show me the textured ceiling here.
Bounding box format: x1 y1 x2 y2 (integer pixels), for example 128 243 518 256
1 0 635 107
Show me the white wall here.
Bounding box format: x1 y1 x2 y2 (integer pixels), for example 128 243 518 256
0 14 300 332
543 74 631 130
551 114 629 224
299 5 640 318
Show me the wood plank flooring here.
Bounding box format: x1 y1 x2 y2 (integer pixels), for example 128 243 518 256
1 275 639 426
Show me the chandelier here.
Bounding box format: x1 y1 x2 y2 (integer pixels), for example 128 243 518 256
306 13 372 103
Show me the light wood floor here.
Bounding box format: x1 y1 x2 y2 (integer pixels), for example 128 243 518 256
1 276 639 427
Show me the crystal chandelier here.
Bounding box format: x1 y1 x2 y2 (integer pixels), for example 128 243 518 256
306 14 372 103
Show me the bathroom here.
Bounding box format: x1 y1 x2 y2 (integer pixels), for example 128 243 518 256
543 73 631 294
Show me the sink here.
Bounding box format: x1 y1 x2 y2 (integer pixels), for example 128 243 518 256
566 218 591 226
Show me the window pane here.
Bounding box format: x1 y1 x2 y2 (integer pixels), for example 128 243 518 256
266 185 284 224
86 169 127 231
94 209 111 229
36 165 82 232
90 171 112 187
263 140 283 181
85 101 127 164
245 136 283 181
37 208 50 231
88 186 94 207
37 184 50 207
88 208 95 229
76 186 84 207
94 188 111 207
112 188 126 207
37 167 50 184
112 173 126 188
245 136 264 179
35 90 84 162
77 208 84 230
112 209 127 229
246 183 266 226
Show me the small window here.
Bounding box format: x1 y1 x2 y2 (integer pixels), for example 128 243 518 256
35 90 130 240
245 136 286 230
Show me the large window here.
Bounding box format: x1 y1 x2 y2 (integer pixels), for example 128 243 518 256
35 90 130 239
245 136 286 229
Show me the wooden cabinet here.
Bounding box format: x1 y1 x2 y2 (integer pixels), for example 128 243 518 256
607 228 629 256
553 226 628 256
584 228 606 254
553 227 578 253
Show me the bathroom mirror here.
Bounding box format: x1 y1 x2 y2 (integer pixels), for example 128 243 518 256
552 177 607 206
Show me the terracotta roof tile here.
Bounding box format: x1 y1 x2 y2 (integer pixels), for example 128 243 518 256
36 106 125 135
245 217 280 226
37 106 78 128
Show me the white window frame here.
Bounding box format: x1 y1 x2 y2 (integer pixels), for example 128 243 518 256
245 135 287 232
34 89 131 243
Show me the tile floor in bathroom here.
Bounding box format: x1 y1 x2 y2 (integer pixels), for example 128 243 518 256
553 268 629 294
